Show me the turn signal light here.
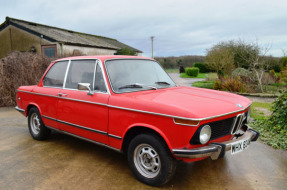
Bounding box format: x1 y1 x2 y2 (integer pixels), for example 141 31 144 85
173 118 200 126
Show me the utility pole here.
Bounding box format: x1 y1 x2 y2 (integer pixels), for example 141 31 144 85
151 36 154 58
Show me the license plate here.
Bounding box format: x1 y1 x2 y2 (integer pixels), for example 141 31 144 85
231 139 250 155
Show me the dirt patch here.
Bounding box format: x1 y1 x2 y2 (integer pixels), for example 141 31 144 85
254 107 272 117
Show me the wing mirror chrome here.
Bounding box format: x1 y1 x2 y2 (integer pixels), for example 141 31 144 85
77 83 94 95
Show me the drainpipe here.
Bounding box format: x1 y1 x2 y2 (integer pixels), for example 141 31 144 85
60 43 64 57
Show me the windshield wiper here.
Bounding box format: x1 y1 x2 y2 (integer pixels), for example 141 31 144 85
119 83 143 89
155 81 170 85
119 83 157 90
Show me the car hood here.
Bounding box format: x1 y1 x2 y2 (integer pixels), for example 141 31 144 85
109 86 251 120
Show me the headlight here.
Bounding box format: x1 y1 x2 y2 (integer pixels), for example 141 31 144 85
199 125 211 144
247 109 251 123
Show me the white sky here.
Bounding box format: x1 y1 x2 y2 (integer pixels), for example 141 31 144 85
1 0 287 57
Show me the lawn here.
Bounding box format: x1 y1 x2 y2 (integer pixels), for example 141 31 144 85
192 81 215 89
250 102 272 120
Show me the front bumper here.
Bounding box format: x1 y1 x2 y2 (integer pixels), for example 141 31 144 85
15 106 25 113
172 126 259 160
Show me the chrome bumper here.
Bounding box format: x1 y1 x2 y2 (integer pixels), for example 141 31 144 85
172 127 260 160
14 106 25 113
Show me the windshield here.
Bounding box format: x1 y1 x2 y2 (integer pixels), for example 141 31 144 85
105 59 176 93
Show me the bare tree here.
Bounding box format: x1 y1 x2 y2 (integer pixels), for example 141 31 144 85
206 43 235 77
236 40 271 93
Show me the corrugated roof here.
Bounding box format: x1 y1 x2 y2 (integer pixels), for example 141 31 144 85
1 17 141 52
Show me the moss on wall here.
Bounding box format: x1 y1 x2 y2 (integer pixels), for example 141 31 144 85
0 27 11 58
0 25 54 58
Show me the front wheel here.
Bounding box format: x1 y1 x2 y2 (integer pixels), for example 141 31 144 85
127 134 176 186
28 107 50 140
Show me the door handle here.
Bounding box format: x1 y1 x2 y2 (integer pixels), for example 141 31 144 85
58 93 67 97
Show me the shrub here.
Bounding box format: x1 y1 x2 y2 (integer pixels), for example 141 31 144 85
232 67 251 78
213 80 221 90
282 65 287 83
252 89 287 149
114 48 136 55
0 52 52 107
193 62 209 73
269 69 280 83
213 77 248 93
185 67 199 77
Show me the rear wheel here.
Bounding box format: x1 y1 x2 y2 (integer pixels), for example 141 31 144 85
28 107 50 140
127 133 176 186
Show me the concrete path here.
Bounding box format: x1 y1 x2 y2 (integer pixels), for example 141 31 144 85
0 107 286 190
168 73 205 87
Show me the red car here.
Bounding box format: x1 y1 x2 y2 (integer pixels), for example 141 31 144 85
15 55 259 186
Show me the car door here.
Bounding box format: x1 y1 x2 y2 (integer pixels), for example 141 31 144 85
34 60 69 130
56 59 109 144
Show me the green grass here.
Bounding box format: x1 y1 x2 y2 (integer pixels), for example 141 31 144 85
165 68 179 73
250 102 272 120
180 72 207 78
192 81 215 89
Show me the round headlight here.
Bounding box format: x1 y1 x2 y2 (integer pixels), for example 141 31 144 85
199 125 211 144
247 109 251 123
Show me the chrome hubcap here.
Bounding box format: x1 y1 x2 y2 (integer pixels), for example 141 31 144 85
30 113 41 135
134 144 161 178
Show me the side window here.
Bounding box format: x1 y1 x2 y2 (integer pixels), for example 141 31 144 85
65 60 96 89
94 63 107 92
43 61 68 87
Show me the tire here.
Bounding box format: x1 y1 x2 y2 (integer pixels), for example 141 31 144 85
28 107 51 140
127 133 176 186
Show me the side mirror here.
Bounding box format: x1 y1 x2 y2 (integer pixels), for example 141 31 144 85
77 83 94 95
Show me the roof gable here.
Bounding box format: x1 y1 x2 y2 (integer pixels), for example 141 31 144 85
0 17 142 52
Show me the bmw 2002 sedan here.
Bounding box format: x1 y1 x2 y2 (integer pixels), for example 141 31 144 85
15 55 259 186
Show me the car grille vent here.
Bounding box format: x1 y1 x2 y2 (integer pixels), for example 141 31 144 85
209 117 235 140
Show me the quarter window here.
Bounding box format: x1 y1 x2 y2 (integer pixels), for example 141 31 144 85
43 61 68 87
65 60 96 89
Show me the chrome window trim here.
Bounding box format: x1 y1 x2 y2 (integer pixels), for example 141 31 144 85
43 58 110 95
64 59 97 90
17 90 251 122
43 60 70 88
103 58 177 94
63 59 71 88
45 125 121 153
96 59 110 95
92 60 97 91
61 87 109 95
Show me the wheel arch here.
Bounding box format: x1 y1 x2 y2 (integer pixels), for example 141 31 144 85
26 103 42 117
121 125 172 155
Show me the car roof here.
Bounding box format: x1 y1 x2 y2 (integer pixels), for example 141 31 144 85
54 55 154 62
